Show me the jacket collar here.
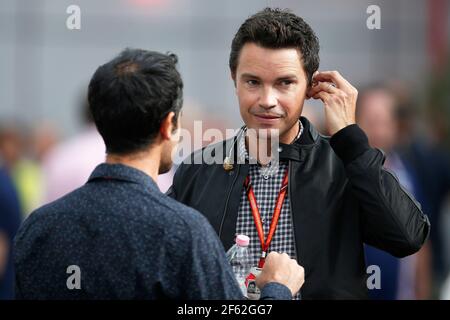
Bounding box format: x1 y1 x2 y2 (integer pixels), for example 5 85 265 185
227 117 321 163
88 163 160 192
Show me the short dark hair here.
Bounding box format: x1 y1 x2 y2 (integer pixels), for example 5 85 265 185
88 48 183 155
229 8 320 86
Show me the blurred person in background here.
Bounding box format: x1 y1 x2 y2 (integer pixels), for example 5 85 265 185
31 123 59 165
357 84 433 300
390 81 450 294
0 123 47 217
0 165 22 299
41 101 105 203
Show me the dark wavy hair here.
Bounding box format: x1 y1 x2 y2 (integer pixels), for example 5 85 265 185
229 8 320 86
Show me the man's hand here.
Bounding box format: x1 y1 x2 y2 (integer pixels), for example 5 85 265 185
256 252 305 297
307 70 358 136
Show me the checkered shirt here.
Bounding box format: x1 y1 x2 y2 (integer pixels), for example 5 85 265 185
234 123 303 299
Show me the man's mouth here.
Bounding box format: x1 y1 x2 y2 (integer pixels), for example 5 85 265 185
253 114 282 120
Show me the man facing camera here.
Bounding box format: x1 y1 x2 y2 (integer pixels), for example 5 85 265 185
13 49 304 299
167 8 430 299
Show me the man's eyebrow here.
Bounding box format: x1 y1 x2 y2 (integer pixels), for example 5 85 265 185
240 73 299 81
240 73 261 79
275 75 298 81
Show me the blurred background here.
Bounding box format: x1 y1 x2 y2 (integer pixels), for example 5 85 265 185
0 0 449 299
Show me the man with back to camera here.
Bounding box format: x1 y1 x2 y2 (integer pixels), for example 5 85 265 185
167 8 431 299
13 48 305 299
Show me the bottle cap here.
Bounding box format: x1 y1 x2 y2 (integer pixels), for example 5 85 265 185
235 234 250 247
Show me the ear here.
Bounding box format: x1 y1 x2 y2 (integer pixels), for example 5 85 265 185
306 85 313 99
159 111 176 141
306 72 317 99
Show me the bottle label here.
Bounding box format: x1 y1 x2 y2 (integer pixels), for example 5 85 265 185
245 267 262 300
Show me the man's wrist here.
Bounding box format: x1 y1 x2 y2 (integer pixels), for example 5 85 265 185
330 124 370 166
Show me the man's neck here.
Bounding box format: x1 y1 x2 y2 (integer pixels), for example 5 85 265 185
245 121 300 165
106 149 160 182
245 135 272 166
279 120 300 144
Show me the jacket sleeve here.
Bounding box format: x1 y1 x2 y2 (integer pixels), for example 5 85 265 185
330 124 430 258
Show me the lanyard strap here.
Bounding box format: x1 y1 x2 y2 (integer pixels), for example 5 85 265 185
244 168 289 267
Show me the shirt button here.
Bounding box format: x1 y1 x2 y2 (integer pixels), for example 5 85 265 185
278 147 283 152
263 175 269 180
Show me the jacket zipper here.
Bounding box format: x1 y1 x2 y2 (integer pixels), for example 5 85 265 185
288 160 299 258
288 160 302 299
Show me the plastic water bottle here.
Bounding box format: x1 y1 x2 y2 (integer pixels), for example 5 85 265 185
226 234 252 296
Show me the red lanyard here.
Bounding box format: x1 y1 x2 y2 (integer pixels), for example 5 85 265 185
244 168 289 268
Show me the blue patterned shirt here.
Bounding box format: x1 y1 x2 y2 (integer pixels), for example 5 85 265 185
14 163 291 300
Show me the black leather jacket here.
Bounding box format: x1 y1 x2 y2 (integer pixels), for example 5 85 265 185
167 117 430 299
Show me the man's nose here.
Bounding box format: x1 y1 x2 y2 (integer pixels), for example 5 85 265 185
259 87 277 109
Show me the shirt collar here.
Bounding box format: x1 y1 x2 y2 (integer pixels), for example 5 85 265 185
236 120 305 176
225 117 319 166
88 163 160 192
237 119 304 163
